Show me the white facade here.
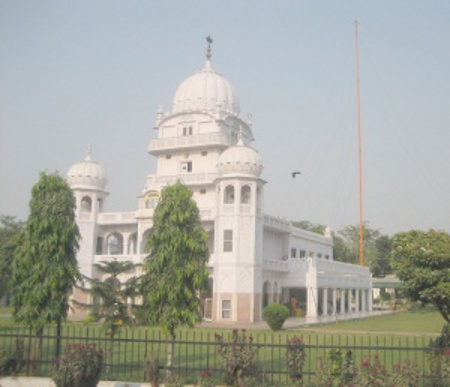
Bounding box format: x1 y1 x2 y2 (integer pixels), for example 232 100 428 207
67 47 372 324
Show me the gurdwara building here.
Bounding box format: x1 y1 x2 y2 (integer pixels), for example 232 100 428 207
67 45 372 324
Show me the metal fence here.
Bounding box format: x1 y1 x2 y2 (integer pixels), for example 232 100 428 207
0 325 445 385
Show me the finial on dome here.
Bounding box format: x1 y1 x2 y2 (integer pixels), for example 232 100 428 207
206 35 213 61
237 125 245 146
86 144 92 161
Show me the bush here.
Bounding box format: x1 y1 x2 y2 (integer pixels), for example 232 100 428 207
427 323 450 385
215 329 263 386
144 354 160 387
0 338 24 376
287 336 306 385
262 303 290 331
52 343 103 387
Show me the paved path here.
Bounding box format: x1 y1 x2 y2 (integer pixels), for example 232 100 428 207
200 310 394 331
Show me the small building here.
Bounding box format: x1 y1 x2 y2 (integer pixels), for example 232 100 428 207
67 43 372 324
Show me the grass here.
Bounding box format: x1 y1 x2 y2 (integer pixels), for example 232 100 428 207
0 310 446 384
301 311 445 335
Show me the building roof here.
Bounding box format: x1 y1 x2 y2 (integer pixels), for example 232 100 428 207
172 59 240 116
67 148 108 190
217 137 263 178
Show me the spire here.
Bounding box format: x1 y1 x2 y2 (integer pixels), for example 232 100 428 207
205 35 213 71
237 125 245 146
206 35 213 61
85 144 92 161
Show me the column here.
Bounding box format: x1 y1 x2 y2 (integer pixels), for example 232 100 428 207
361 289 367 312
322 288 328 316
307 287 318 318
332 288 337 315
355 289 360 313
340 289 345 314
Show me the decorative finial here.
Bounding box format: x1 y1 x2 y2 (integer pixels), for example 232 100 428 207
237 125 244 146
206 35 213 61
86 144 92 161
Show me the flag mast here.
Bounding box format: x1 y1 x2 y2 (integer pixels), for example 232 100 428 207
355 20 365 266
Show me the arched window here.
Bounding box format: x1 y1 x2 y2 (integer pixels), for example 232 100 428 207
263 281 272 309
273 282 279 303
81 196 92 212
143 191 159 210
140 228 152 254
128 233 137 254
107 232 124 255
224 185 235 204
241 185 251 204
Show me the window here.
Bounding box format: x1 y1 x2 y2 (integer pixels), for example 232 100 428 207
200 189 206 194
299 250 306 258
81 196 92 212
241 185 251 204
290 248 297 258
107 233 123 255
223 229 233 252
325 254 330 260
221 300 232 319
182 126 193 136
181 161 192 172
96 237 103 254
224 185 235 204
165 154 172 159
318 253 323 259
201 151 208 156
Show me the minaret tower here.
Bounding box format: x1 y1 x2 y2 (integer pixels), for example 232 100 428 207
67 146 108 278
214 132 265 323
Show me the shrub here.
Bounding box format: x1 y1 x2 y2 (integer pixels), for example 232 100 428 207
0 338 24 376
52 343 103 387
262 303 290 331
314 349 357 386
355 354 388 386
427 323 450 385
144 354 161 387
287 335 306 385
391 360 420 386
215 329 263 386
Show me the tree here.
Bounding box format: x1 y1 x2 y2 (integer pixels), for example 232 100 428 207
373 235 393 277
0 215 24 304
392 229 450 323
292 220 326 235
335 223 380 269
141 181 210 371
10 172 81 358
75 259 140 372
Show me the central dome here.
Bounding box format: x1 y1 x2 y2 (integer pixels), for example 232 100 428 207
172 60 240 115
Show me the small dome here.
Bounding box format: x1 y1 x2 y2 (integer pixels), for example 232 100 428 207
67 150 108 190
172 60 240 115
217 138 263 178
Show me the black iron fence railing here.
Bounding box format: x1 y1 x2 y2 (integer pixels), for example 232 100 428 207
0 325 447 386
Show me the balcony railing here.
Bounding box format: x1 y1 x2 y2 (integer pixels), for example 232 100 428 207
144 172 219 189
97 212 137 225
148 133 230 153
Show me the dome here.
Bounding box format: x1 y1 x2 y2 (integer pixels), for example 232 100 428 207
172 60 240 115
217 138 263 178
67 150 108 190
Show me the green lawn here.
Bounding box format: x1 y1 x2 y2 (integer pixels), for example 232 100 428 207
0 311 445 384
300 311 445 335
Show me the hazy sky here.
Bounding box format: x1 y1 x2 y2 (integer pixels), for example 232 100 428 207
1 1 449 236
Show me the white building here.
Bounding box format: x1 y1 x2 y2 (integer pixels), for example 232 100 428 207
67 44 372 324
